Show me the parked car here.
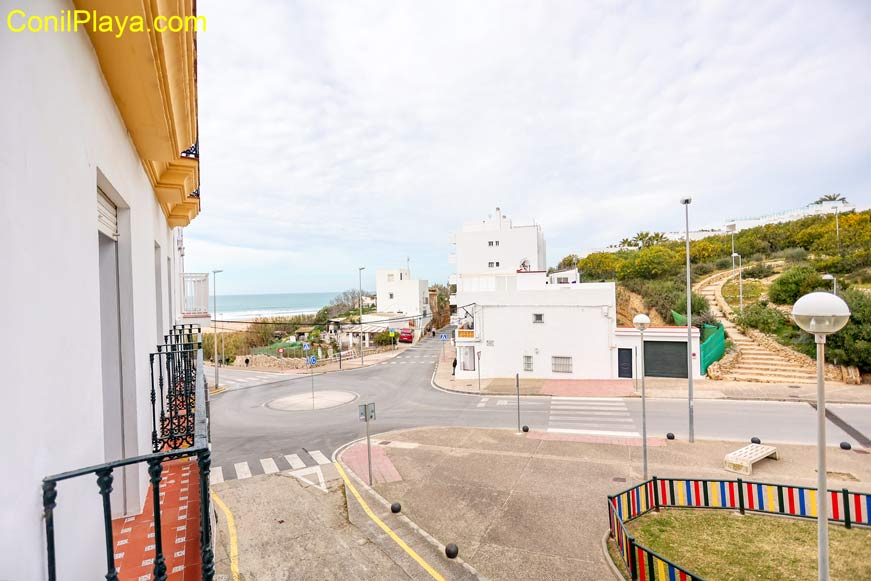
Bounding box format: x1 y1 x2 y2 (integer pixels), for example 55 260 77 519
398 328 414 343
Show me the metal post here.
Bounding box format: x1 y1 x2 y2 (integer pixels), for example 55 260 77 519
835 206 841 255
640 329 648 480
212 270 220 392
815 334 829 581
221 319 225 366
738 254 744 315
731 232 735 271
359 267 365 367
516 373 521 434
684 200 695 443
310 357 315 410
366 412 373 486
477 354 481 393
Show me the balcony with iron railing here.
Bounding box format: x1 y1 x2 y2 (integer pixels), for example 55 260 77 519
182 273 210 319
42 323 214 580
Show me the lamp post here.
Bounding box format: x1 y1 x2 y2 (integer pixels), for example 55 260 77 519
359 267 365 366
633 313 651 480
727 223 737 271
732 252 744 314
680 197 694 443
211 269 223 391
791 292 851 581
822 273 837 296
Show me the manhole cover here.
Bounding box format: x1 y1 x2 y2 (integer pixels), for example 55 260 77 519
612 477 627 483
788 385 801 389
267 390 357 411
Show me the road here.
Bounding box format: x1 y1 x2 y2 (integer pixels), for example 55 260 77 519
209 336 871 483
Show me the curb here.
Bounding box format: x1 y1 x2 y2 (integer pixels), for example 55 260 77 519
333 435 485 580
601 530 626 580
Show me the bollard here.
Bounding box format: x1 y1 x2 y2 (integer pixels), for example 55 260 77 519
391 502 401 514
522 425 529 433
751 437 761 444
666 433 675 440
445 543 459 559
840 441 852 451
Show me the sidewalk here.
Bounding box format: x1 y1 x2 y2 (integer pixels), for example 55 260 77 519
433 344 871 404
338 426 871 581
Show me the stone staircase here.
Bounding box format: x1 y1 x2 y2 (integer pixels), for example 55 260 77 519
697 272 818 384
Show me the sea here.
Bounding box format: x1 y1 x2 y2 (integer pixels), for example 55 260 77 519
212 292 338 321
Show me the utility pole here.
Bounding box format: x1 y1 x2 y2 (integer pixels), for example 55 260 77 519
211 269 222 391
680 198 695 443
359 266 366 367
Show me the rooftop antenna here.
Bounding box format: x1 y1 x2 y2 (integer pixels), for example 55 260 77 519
406 256 410 277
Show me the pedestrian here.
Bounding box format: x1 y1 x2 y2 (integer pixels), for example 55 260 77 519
432 329 435 338
452 357 457 376
244 357 250 368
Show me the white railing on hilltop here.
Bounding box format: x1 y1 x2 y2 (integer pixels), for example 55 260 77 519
182 273 210 316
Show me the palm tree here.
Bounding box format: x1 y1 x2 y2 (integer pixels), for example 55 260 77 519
618 238 635 249
814 193 848 205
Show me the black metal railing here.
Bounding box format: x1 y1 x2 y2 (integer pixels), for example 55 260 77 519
150 330 201 453
181 140 199 159
42 324 213 580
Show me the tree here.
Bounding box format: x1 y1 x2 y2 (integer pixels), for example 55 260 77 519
824 289 871 371
814 193 848 205
618 246 682 279
557 254 580 270
768 266 822 304
578 252 619 280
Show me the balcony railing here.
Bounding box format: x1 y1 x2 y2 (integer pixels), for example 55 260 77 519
182 272 210 317
42 324 214 581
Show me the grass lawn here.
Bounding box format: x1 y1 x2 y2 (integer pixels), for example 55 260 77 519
721 280 765 311
621 509 871 581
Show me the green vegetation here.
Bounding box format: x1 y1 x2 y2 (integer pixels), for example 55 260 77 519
722 279 765 310
742 262 775 279
621 509 871 581
769 266 824 304
734 301 789 334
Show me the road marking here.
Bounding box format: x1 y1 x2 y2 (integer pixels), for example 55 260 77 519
211 492 239 581
335 462 446 581
285 454 305 470
548 427 640 437
551 396 625 402
549 410 628 416
260 458 279 474
309 450 331 465
210 467 224 485
234 462 251 480
288 466 327 492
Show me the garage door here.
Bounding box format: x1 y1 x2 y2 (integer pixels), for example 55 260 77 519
643 341 687 378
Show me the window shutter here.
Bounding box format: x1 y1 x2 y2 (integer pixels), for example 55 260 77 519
97 188 118 240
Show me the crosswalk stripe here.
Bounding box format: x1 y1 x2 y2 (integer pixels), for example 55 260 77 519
550 396 625 402
549 410 628 416
309 450 331 465
549 418 635 425
548 427 640 437
234 462 252 480
260 458 279 474
210 467 224 484
285 454 305 470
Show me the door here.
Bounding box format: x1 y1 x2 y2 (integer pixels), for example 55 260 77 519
617 348 633 378
643 341 688 378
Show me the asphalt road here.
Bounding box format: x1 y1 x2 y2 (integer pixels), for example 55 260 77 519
209 336 871 483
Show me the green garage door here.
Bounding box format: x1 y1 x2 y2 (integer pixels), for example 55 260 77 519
643 341 688 378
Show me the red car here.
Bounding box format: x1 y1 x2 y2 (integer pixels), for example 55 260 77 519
398 328 414 343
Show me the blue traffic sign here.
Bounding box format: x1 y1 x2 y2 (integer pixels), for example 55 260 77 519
303 342 311 351
308 355 317 365
439 333 449 342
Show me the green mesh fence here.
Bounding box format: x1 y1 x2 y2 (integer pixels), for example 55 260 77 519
700 323 725 375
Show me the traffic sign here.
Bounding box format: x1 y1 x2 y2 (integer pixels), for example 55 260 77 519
439 333 448 342
308 355 317 365
389 331 395 337
358 402 376 422
278 347 285 354
303 342 311 351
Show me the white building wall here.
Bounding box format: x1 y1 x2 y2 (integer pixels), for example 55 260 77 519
613 327 703 379
376 269 429 317
454 208 546 275
0 10 183 579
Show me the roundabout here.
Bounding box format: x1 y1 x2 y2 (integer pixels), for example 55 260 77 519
267 390 358 411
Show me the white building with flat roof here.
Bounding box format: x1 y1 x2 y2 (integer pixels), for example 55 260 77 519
375 268 431 340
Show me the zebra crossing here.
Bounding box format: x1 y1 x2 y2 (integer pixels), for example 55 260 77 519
218 372 285 389
211 448 333 484
546 397 640 437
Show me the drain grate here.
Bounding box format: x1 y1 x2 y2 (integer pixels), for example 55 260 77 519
612 477 627 483
788 385 801 389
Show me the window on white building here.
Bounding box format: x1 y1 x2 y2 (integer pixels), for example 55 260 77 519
495 261 500 267
488 241 494 246
389 292 394 299
495 240 500 246
387 274 395 282
552 356 572 373
423 296 428 304
523 355 533 371
488 261 495 268
533 313 544 323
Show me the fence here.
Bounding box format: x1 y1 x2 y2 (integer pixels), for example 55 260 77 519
699 324 725 375
608 476 871 580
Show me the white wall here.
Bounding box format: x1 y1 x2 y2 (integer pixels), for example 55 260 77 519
455 281 617 380
375 268 429 317
613 327 703 379
454 208 546 275
0 4 182 577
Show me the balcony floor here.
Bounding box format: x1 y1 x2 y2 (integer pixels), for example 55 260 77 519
112 458 203 580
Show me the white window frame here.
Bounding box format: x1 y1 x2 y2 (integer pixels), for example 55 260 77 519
523 355 533 372
552 356 572 373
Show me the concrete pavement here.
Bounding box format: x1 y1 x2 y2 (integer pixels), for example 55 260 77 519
339 426 871 581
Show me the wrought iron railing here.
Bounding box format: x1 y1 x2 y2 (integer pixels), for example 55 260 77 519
150 326 201 452
42 324 214 580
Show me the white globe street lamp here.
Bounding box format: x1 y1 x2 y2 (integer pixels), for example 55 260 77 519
633 313 651 480
821 273 837 296
791 291 850 581
680 196 694 442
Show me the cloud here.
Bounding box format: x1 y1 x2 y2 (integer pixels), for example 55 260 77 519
186 0 871 293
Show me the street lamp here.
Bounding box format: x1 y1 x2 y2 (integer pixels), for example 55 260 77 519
822 273 837 295
211 269 223 391
791 291 851 581
732 252 744 314
359 267 366 366
633 313 651 480
680 196 694 443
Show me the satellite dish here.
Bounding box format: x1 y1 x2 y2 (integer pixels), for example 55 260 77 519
519 258 530 271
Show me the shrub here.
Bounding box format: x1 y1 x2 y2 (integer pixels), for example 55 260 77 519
373 331 394 346
673 292 711 320
578 252 619 280
618 246 682 279
781 247 809 263
743 263 775 279
735 303 789 334
749 253 767 263
621 277 684 321
769 266 822 304
714 257 732 270
693 263 714 277
824 289 871 371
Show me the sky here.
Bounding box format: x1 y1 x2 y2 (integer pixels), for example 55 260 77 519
186 0 871 294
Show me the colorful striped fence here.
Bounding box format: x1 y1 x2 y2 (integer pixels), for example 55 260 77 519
607 477 871 580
